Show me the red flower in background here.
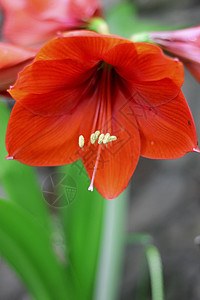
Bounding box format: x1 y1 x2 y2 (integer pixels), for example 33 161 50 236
0 0 102 92
149 26 200 82
0 0 102 46
6 31 198 199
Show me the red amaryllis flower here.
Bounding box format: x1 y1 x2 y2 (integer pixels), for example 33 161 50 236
6 31 198 199
0 43 36 92
0 0 102 46
149 26 200 82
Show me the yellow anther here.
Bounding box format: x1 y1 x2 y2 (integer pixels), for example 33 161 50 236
90 133 96 144
79 135 84 148
108 135 117 142
94 130 100 139
103 133 110 144
98 133 105 144
90 130 100 144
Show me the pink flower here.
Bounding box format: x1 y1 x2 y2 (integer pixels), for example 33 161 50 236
0 43 36 92
0 0 102 46
149 26 200 82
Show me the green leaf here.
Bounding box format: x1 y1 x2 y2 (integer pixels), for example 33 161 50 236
0 198 74 300
135 251 150 300
59 161 107 300
128 234 165 300
0 99 50 229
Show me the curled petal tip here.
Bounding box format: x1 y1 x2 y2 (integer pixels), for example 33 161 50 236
193 147 200 153
5 155 14 160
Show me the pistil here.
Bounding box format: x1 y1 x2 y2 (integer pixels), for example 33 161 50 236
98 133 105 144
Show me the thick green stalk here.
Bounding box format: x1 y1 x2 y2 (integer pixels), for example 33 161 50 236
93 189 128 300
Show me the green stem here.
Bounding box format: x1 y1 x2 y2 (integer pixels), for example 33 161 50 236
87 17 110 34
145 245 165 300
93 189 128 300
130 32 151 43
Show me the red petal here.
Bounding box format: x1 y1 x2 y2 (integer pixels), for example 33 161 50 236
9 59 98 115
35 32 131 62
5 102 84 166
121 78 180 107
9 33 132 115
129 91 197 159
105 42 184 88
10 59 96 94
12 86 90 116
134 45 184 87
103 42 137 67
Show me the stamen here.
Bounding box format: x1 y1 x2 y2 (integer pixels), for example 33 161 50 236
103 133 110 144
90 130 101 144
79 135 84 148
108 135 117 142
94 130 100 139
90 133 96 144
98 133 105 144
